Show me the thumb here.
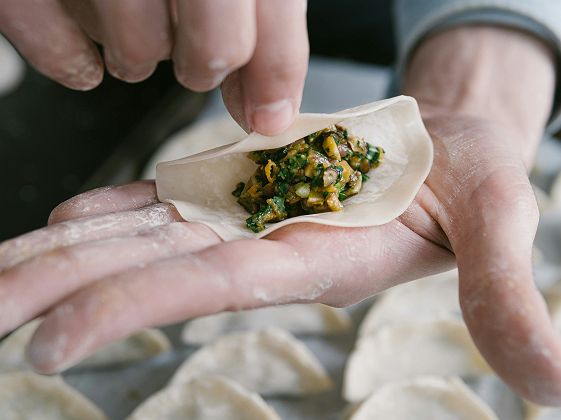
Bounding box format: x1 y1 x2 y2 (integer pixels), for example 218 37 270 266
451 166 561 405
221 70 250 133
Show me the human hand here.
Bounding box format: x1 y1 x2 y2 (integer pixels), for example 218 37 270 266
0 0 309 135
1 109 560 404
402 25 561 404
1 25 560 406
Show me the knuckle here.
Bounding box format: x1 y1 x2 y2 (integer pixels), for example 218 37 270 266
493 178 539 224
187 37 254 73
174 29 256 90
222 39 255 70
109 33 169 68
460 269 523 324
261 49 308 82
465 166 539 229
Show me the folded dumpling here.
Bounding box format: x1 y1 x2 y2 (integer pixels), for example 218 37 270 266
344 319 490 402
349 376 497 420
170 328 332 396
127 376 279 420
181 304 351 345
0 372 106 420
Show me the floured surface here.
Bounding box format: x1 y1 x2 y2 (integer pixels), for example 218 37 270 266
156 96 433 240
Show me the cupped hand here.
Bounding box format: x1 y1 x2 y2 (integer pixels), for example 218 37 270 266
0 0 308 135
1 110 560 404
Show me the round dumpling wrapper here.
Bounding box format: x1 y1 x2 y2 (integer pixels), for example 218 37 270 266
156 96 433 240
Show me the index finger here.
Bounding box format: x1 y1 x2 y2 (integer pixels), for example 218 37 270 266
0 203 180 272
222 0 309 135
48 181 159 225
26 215 454 373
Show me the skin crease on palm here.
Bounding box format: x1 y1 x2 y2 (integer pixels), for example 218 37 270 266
1 3 561 408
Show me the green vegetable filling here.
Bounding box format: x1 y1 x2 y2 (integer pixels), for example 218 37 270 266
233 124 384 232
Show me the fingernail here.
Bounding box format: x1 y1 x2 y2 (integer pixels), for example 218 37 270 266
25 306 88 373
174 65 229 92
65 58 103 91
251 99 294 135
105 52 156 83
26 330 68 373
108 63 156 83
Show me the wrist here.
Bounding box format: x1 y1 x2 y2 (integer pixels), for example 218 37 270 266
403 25 555 150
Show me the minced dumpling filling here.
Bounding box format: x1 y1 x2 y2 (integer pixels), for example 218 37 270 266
232 125 385 233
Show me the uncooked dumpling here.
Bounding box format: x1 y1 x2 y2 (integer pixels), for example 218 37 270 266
0 319 171 372
0 371 106 420
79 328 171 368
343 319 489 402
0 319 40 373
358 270 460 337
524 400 561 420
156 96 433 240
349 376 498 420
170 328 333 396
181 304 351 345
127 376 280 420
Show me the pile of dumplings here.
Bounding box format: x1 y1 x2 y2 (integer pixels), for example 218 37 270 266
2 264 560 419
0 325 171 419
0 303 352 419
5 161 561 419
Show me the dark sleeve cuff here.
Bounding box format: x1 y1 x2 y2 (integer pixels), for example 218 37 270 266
394 0 561 133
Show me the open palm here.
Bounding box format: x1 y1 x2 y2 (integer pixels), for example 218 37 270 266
0 109 559 404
